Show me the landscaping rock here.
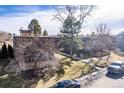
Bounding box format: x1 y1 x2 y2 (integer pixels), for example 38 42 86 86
4 63 17 73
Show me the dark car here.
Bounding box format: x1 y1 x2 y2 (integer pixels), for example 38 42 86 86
51 80 81 88
107 61 124 74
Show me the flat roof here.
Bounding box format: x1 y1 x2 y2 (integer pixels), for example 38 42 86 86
20 30 32 32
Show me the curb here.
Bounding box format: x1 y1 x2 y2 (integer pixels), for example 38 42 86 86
75 68 107 87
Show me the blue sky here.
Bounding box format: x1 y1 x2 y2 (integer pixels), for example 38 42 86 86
0 5 124 35
0 5 53 16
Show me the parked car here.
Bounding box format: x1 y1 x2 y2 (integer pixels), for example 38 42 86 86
107 61 124 74
50 80 81 88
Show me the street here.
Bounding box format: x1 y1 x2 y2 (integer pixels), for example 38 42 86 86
89 71 124 88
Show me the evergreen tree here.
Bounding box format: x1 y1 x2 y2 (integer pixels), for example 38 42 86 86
28 19 42 36
8 44 14 58
2 43 8 59
43 30 48 36
0 50 2 59
54 5 95 58
60 16 82 56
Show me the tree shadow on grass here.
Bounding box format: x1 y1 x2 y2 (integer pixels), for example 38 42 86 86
61 61 72 67
54 64 65 81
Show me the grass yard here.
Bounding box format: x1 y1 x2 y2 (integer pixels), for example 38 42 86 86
94 60 109 68
35 53 91 88
0 73 39 88
0 53 91 88
0 59 40 88
0 59 10 66
0 59 10 73
93 51 124 68
0 51 124 88
0 52 122 88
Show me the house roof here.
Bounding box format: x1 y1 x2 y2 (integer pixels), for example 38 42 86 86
20 30 32 33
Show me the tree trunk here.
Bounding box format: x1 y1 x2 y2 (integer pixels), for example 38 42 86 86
95 48 103 65
105 50 111 65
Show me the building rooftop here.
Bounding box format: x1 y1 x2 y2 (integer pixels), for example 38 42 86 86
19 29 32 32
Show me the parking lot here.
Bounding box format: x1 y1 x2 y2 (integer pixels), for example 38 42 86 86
89 72 124 88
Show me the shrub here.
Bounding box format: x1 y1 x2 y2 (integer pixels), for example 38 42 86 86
76 49 83 57
8 44 14 58
1 43 8 59
56 64 65 77
0 50 2 59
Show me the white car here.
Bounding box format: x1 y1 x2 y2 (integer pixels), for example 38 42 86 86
107 61 124 74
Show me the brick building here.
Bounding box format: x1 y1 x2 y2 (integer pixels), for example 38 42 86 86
20 29 34 37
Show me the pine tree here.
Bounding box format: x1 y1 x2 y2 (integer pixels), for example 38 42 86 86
28 19 42 36
8 44 14 58
54 6 95 58
43 30 48 36
60 16 82 56
0 50 2 59
2 43 8 59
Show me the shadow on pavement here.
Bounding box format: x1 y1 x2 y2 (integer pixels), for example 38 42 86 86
106 72 124 79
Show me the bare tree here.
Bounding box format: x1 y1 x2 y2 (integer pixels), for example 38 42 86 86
24 38 59 77
95 23 115 65
54 5 95 58
54 5 95 24
14 37 60 79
